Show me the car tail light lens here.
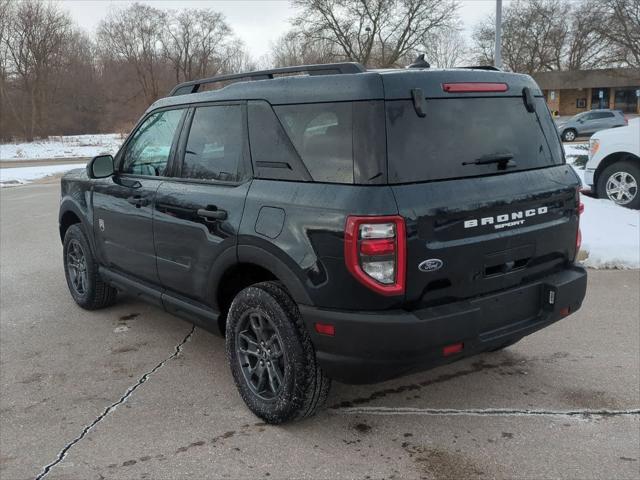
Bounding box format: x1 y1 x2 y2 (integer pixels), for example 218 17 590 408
344 216 406 296
589 139 600 158
442 82 508 93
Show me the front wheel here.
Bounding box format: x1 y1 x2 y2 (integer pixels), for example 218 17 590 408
597 161 640 209
225 281 330 424
63 224 117 309
561 129 577 142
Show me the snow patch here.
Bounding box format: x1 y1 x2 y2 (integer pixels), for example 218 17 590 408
0 163 85 187
0 134 123 161
579 195 639 269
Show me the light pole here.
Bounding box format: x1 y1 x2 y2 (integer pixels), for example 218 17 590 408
494 0 503 69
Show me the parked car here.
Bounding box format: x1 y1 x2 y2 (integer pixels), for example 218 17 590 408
557 109 627 142
584 118 640 209
59 63 587 424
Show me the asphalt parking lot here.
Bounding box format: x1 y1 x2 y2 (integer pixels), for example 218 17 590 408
1 182 639 480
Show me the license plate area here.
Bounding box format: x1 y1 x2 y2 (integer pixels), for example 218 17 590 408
474 284 542 335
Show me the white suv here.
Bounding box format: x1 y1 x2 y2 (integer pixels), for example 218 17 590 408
585 118 640 209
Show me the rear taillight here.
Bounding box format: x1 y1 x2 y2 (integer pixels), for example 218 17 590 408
442 82 508 93
344 216 406 296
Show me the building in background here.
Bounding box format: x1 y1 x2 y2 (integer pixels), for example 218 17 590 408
532 68 640 116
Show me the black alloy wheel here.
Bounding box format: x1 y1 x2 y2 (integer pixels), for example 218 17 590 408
235 309 286 400
66 239 88 296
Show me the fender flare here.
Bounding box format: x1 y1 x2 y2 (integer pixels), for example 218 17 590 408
59 197 92 244
236 242 313 306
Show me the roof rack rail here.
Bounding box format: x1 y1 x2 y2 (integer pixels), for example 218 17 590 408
459 65 501 71
168 62 367 96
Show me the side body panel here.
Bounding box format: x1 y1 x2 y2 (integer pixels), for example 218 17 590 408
92 177 164 285
154 180 250 305
239 179 401 310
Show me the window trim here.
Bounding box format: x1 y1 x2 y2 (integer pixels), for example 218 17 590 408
114 106 188 179
172 101 253 186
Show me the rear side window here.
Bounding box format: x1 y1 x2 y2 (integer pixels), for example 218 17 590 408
274 103 353 183
591 112 614 119
386 97 563 183
182 105 245 182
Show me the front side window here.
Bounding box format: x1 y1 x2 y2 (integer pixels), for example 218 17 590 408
274 102 354 183
182 105 245 182
121 109 184 176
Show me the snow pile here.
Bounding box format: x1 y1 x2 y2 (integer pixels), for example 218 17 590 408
0 163 85 187
579 194 639 269
0 134 124 161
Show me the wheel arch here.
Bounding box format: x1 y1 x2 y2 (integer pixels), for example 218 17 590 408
59 199 89 243
211 242 313 334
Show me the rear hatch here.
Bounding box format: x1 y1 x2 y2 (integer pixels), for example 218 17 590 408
381 70 581 308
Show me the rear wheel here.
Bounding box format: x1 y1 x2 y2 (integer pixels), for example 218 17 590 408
63 225 117 309
597 161 640 209
225 281 330 424
561 129 577 142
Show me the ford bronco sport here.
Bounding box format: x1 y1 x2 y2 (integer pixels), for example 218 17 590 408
59 62 587 424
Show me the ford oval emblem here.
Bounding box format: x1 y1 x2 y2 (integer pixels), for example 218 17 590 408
418 259 443 272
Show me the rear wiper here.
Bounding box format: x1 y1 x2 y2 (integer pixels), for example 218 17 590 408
462 152 516 170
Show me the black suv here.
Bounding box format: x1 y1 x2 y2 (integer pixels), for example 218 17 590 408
59 62 587 423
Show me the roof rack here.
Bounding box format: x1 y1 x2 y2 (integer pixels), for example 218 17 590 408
459 65 501 71
168 62 367 96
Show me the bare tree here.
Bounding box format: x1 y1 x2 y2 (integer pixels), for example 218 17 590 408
3 0 72 140
98 3 166 104
564 0 611 70
419 26 469 68
270 30 340 67
472 0 612 73
290 0 459 68
597 0 640 68
161 9 234 82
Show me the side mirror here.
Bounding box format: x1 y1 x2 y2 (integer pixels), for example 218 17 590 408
87 154 114 179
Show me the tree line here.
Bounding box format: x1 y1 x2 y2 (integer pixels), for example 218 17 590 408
0 0 638 142
0 0 253 141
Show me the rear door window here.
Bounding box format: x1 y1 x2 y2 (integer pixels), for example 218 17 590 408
386 97 563 183
182 105 246 182
274 103 354 183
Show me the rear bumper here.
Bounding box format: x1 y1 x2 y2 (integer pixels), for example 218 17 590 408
300 266 587 384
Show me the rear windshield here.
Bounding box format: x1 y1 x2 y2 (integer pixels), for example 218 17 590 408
386 97 563 183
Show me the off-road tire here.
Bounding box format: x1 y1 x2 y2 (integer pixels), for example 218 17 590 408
561 129 577 142
226 281 331 424
597 160 640 209
63 224 117 309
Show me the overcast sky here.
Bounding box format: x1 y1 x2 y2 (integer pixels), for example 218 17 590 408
59 0 507 60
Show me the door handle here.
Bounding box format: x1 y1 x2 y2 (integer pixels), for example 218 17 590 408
197 207 227 221
127 195 149 208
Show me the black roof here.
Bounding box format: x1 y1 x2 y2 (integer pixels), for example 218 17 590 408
148 63 542 113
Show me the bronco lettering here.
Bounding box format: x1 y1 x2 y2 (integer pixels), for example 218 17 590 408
464 206 548 230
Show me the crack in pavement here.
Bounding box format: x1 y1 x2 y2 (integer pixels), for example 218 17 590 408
34 326 196 480
332 406 640 418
